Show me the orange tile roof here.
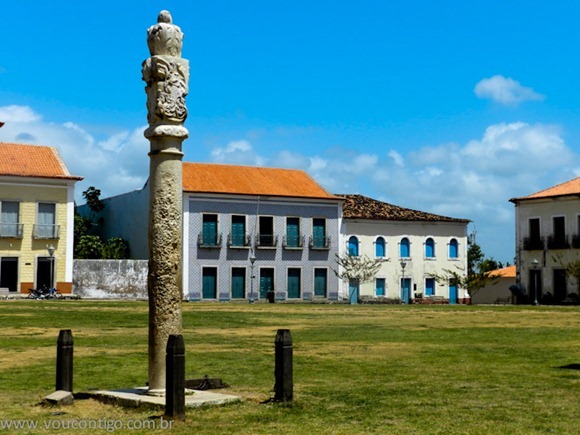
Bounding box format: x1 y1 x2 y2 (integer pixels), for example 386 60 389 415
510 177 580 202
489 265 516 278
0 142 82 180
182 163 340 200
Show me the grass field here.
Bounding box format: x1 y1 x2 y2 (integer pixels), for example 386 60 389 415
0 301 578 434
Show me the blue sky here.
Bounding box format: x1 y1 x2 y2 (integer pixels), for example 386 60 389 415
1 1 580 263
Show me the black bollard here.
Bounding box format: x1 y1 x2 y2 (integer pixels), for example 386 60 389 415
165 334 185 420
56 329 73 392
274 329 293 402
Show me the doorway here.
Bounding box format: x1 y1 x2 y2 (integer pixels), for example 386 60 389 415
36 257 54 289
259 268 274 299
0 257 18 292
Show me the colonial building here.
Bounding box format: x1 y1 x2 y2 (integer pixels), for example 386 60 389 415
339 194 470 304
0 143 82 294
92 163 343 301
510 177 580 304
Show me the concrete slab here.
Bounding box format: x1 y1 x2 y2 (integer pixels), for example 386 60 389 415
44 390 74 406
87 387 242 410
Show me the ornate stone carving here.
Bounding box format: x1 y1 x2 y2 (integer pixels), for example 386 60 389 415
147 10 183 57
142 10 189 139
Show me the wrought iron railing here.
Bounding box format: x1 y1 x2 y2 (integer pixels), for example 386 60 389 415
197 232 222 248
309 236 331 250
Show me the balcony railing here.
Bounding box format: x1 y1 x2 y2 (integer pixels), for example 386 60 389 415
227 233 251 248
0 223 24 238
523 237 544 251
282 235 304 249
197 232 222 248
256 234 278 248
33 224 60 239
547 235 570 249
572 234 580 249
309 236 331 250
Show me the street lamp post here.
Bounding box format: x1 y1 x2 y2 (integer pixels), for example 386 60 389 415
249 252 256 303
47 245 56 290
400 260 407 304
531 258 539 306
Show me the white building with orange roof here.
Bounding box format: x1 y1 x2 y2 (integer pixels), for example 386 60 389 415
471 265 516 305
0 142 82 295
92 163 343 301
510 177 580 304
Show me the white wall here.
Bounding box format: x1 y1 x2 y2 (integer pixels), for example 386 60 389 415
515 196 580 299
340 219 468 301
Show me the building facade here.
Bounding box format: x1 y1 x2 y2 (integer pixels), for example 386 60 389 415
0 143 82 294
510 177 580 304
339 194 470 303
92 163 343 301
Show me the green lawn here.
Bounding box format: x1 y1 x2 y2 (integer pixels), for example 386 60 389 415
0 301 578 434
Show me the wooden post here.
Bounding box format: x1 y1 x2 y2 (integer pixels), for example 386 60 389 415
274 329 293 402
165 334 185 420
56 329 73 392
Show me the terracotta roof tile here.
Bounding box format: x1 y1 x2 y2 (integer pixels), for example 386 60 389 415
338 194 470 223
0 142 82 180
510 177 580 202
489 265 516 278
182 163 340 200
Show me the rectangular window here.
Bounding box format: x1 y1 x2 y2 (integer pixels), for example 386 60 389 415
524 218 543 250
314 268 327 297
549 216 569 249
258 216 275 247
312 218 327 249
202 214 218 246
425 278 435 296
553 216 566 241
35 203 58 239
285 217 301 248
375 278 385 296
0 201 21 238
230 215 246 247
529 218 540 239
231 267 246 299
202 267 218 299
287 268 301 299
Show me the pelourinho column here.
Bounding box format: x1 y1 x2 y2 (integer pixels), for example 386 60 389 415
142 10 189 394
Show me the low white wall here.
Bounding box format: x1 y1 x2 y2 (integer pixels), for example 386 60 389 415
73 260 148 299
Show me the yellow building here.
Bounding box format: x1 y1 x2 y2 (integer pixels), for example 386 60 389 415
0 143 82 294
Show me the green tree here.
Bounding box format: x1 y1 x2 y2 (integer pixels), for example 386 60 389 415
73 186 130 259
102 237 130 259
333 254 387 302
433 232 499 297
75 235 105 259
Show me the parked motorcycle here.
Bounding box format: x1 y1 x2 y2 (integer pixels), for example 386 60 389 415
27 286 62 300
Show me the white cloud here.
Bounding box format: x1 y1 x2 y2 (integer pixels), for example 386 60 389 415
0 105 42 122
474 75 545 106
210 139 267 166
388 150 404 167
0 105 148 201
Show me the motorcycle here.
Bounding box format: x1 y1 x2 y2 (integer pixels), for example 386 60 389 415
27 285 62 300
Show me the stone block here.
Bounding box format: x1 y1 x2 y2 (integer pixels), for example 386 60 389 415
44 390 74 406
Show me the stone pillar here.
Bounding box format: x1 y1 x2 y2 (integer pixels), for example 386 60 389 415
142 10 189 393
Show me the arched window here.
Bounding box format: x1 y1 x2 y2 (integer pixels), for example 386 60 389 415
375 237 385 257
425 238 435 258
449 238 459 258
348 236 359 256
400 237 410 258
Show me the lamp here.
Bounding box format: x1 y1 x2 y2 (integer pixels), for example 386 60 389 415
400 260 407 304
249 252 256 303
531 258 539 306
47 245 56 290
